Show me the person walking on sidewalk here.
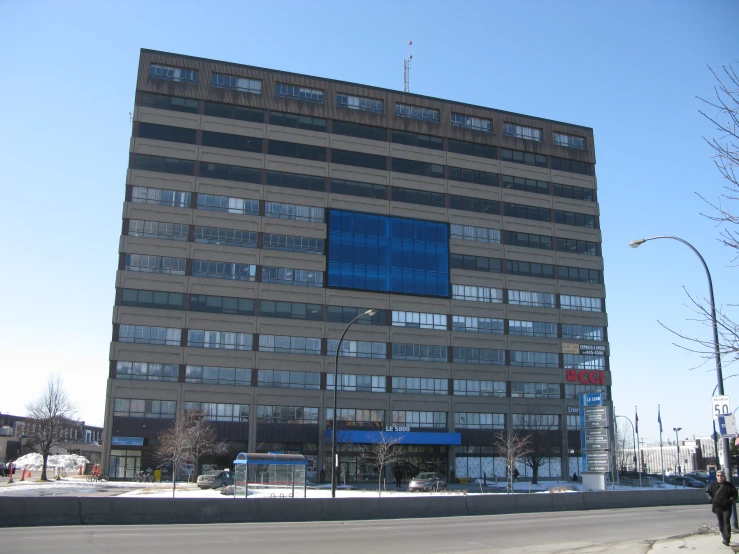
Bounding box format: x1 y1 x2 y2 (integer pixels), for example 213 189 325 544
705 469 738 546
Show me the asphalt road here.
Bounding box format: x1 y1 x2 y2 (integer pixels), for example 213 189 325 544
2 505 714 554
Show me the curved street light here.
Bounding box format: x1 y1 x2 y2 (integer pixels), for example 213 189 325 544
616 415 640 487
331 309 376 498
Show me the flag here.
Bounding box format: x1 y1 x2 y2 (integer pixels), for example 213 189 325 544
658 405 663 433
635 408 639 434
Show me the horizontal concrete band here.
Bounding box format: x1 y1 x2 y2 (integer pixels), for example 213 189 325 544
0 489 705 528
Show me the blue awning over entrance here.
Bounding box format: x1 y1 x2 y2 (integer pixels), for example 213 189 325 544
324 430 461 445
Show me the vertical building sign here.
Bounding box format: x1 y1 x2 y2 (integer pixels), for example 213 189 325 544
579 392 610 474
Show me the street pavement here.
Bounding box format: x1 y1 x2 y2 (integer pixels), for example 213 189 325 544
1 505 729 553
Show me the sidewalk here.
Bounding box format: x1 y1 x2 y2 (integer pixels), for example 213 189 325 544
651 529 737 552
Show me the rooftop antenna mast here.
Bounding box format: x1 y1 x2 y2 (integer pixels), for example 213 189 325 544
403 40 412 92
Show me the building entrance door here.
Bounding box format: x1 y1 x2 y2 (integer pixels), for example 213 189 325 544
109 449 141 480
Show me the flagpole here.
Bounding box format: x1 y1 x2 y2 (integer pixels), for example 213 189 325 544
635 406 642 488
658 405 665 484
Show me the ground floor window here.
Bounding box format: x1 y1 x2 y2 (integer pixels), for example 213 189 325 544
109 449 141 479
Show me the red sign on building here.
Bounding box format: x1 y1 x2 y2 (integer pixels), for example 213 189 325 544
566 369 604 385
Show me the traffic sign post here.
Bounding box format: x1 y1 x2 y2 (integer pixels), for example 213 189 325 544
713 395 731 421
718 414 737 438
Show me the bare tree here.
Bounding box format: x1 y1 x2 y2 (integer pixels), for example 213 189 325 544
509 414 561 485
25 375 78 481
185 410 218 477
360 431 402 497
493 430 532 493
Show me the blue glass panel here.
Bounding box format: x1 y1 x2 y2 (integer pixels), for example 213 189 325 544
327 210 450 297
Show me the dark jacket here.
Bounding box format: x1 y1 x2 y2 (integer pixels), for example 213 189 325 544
706 480 738 511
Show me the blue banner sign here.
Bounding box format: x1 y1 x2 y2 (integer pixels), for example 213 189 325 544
325 430 461 446
579 392 604 407
111 436 144 446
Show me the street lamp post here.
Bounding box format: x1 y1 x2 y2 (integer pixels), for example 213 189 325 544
616 415 639 487
673 427 682 487
331 309 376 499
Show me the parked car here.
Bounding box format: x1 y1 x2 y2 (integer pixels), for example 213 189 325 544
668 476 705 488
197 470 234 489
684 472 709 484
408 472 447 492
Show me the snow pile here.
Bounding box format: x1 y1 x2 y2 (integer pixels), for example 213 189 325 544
11 453 89 471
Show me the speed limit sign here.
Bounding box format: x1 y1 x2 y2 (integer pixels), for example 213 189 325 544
713 395 731 421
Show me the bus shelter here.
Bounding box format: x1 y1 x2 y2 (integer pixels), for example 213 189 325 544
232 452 308 498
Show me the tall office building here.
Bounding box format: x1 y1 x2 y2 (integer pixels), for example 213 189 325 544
104 49 609 481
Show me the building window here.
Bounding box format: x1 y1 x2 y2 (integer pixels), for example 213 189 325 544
391 130 443 150
566 414 581 429
556 238 599 256
501 175 549 195
327 374 385 393
261 267 324 287
196 194 259 215
337 94 383 113
504 203 551 222
186 402 249 422
193 227 258 248
508 290 556 308
392 411 446 429
450 224 501 244
187 330 252 350
504 231 553 250
133 154 194 175
118 325 181 346
557 266 600 284
511 382 560 398
552 183 594 202
391 157 444 178
450 253 502 273
132 186 191 208
120 289 184 310
260 301 322 321
327 408 384 427
512 414 560 430
326 306 386 326
266 170 325 192
509 320 557 338
554 210 596 228
189 294 255 316
136 123 197 144
185 366 251 386
269 140 326 162
453 347 505 365
506 260 555 279
202 131 263 153
258 335 321 355
200 162 261 183
211 73 262 94
124 254 186 275
565 385 607 400
551 157 592 175
149 64 197 84
258 370 320 390
561 325 604 341
331 179 387 200
563 355 606 370
115 361 179 382
259 405 319 424
263 234 324 255
327 210 450 297
450 195 499 215
453 381 506 397
275 83 323 103
392 311 447 330
452 284 503 303
327 340 387 359
392 186 445 208
452 316 504 334
114 398 177 418
504 123 542 141
448 167 498 187
204 102 264 123
391 344 447 362
553 132 585 150
501 148 547 167
269 111 326 132
332 149 386 170
140 92 198 113
265 202 324 223
331 120 387 141
395 103 439 123
451 113 492 132
560 295 603 312
448 139 496 159
510 351 559 368
392 377 448 395
455 413 505 429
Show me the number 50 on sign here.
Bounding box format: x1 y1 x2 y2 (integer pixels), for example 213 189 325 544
713 395 731 421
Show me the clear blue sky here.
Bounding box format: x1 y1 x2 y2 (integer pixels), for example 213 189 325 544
0 0 736 445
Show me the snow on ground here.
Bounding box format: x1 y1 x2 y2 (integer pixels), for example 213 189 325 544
11 453 89 471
